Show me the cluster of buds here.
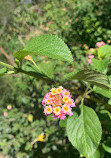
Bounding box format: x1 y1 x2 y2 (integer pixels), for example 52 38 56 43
42 86 75 120
96 41 105 48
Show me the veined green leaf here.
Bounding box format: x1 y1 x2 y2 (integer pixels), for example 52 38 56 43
67 105 102 157
13 34 73 64
62 69 111 89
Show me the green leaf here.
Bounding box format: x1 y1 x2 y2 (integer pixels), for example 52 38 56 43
102 143 111 153
14 34 73 64
91 149 100 158
98 45 111 59
63 69 111 89
92 58 109 73
60 70 78 82
67 105 102 157
93 86 111 98
0 67 7 77
59 118 67 128
100 110 111 120
38 61 56 79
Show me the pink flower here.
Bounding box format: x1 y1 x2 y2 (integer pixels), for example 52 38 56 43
62 104 71 114
58 111 66 120
44 106 52 115
68 98 76 107
52 113 58 119
96 41 105 48
4 112 8 117
62 89 70 97
87 53 94 64
65 22 69 26
7 105 12 110
87 58 92 64
89 55 94 59
42 86 76 120
68 111 73 116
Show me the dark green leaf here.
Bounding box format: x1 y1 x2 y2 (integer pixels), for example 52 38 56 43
63 69 111 89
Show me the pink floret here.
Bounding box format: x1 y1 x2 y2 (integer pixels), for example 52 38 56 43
52 113 58 119
87 58 92 64
58 111 66 120
96 41 105 48
68 111 73 116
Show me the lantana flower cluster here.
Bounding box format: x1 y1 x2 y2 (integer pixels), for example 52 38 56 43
42 86 75 120
96 41 105 48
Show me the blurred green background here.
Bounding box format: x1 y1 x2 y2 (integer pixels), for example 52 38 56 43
0 0 111 157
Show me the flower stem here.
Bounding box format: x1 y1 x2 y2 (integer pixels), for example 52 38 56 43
0 61 14 69
31 59 41 72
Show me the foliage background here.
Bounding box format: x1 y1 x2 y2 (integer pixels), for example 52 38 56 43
0 0 111 157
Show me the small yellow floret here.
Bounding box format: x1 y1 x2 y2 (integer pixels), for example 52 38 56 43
63 106 69 112
46 107 51 113
63 96 69 103
49 94 53 98
64 92 69 96
46 99 51 104
53 106 61 115
50 88 57 95
56 86 63 94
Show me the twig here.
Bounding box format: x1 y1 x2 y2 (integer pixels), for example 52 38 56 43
0 46 14 66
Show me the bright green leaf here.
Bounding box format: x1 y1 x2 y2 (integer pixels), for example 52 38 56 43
93 86 111 98
92 58 109 73
0 67 7 77
67 105 102 157
102 143 111 153
98 45 111 59
14 34 73 64
91 149 100 158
